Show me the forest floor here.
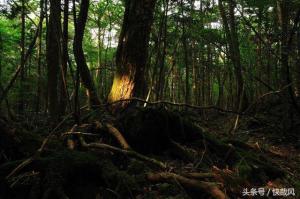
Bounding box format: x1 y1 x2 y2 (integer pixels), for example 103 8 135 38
0 97 300 199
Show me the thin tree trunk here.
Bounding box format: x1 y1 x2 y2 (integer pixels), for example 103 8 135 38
73 0 101 108
0 32 3 99
59 0 70 115
180 0 190 105
296 24 300 97
44 0 49 114
47 0 62 121
219 0 248 111
19 0 26 113
36 0 44 113
157 0 169 100
278 0 289 88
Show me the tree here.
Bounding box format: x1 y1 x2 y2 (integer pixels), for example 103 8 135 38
73 0 101 108
18 0 25 113
108 0 157 108
58 0 69 115
219 0 248 111
47 0 62 120
180 0 190 105
36 0 44 112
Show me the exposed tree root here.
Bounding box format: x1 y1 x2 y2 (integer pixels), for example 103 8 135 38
169 140 195 162
103 122 131 150
147 172 228 199
71 121 131 150
182 172 215 179
1 105 294 199
64 122 161 169
77 135 167 169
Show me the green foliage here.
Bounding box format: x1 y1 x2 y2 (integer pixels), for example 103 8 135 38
0 16 21 83
243 0 275 9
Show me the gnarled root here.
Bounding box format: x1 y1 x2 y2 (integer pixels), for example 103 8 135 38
147 172 228 199
77 135 167 169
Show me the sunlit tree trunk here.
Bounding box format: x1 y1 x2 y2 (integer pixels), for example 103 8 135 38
108 0 157 108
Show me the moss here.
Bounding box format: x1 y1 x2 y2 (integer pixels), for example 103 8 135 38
0 149 142 199
127 159 149 174
294 180 300 197
235 159 253 180
158 183 180 195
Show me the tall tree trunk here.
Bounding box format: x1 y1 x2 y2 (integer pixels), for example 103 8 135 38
36 0 44 113
278 0 289 88
296 24 300 97
44 0 49 113
108 0 157 108
0 31 2 84
180 0 190 105
59 0 69 115
73 0 101 108
97 14 102 88
219 0 248 111
153 5 165 101
47 0 62 121
0 31 3 93
257 7 263 95
278 4 300 114
19 0 26 113
157 0 169 100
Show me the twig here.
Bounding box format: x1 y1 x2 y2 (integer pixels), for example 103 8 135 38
61 131 100 137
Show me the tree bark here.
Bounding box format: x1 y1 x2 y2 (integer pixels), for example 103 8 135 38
219 0 248 111
180 0 190 105
58 0 70 115
0 31 2 85
19 0 26 113
47 0 62 121
73 0 101 108
278 0 289 88
36 0 44 113
108 0 157 108
157 0 169 100
296 23 300 97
